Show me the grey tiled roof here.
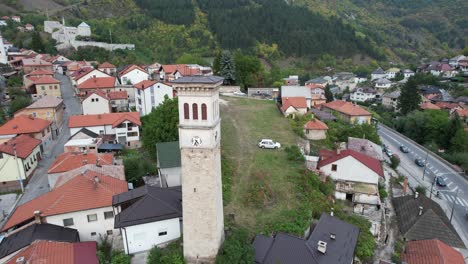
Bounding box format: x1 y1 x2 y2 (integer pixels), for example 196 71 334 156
170 76 223 84
372 67 385 74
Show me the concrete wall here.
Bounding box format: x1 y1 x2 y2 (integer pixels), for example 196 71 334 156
57 41 135 51
160 167 181 187
122 218 181 254
35 83 62 98
304 129 327 140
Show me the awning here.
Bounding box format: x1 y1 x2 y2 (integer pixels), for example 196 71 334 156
98 143 124 151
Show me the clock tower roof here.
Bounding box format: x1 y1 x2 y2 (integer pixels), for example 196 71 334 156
171 76 224 85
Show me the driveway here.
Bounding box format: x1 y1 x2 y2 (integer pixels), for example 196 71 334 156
17 74 82 205
378 124 468 248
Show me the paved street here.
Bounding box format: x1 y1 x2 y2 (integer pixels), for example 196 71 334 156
17 74 82 205
378 124 468 248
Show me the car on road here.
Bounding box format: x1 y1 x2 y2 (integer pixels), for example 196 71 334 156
400 145 409 153
415 158 425 167
435 176 447 187
258 139 281 149
385 148 393 157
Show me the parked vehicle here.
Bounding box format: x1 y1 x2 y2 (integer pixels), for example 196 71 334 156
399 145 410 153
435 176 447 187
258 139 281 149
415 158 425 167
385 149 393 157
233 91 246 96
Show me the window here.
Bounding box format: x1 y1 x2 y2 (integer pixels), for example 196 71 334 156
41 131 45 137
55 85 58 90
158 231 167 236
331 164 338 172
49 86 53 90
106 230 113 235
32 112 37 117
91 232 97 236
87 214 98 222
150 86 154 94
99 130 104 135
201 104 207 120
91 98 95 102
104 211 114 219
306 129 309 134
95 98 99 102
47 112 50 117
192 103 198 120
127 132 138 137
137 89 141 96
63 218 74 226
41 86 45 91
183 103 189 119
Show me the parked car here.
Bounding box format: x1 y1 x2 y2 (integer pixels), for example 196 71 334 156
385 149 393 157
415 158 425 167
435 176 447 187
400 145 409 153
258 139 281 149
233 91 246 96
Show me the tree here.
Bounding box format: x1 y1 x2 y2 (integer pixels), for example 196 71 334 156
141 96 179 157
176 53 207 65
215 226 254 264
398 76 421 115
463 46 468 56
450 130 468 152
234 51 262 89
442 115 462 149
324 84 334 102
147 240 184 264
219 50 236 85
30 31 45 53
390 155 400 169
10 96 32 114
212 50 221 75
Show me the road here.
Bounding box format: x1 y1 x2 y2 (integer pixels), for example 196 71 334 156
378 124 468 248
17 73 82 205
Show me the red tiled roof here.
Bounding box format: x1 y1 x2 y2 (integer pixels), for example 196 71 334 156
83 90 109 101
281 97 307 112
108 91 127 100
27 69 54 76
68 112 141 128
455 109 468 117
22 58 52 67
71 67 94 81
0 115 51 135
304 119 328 130
48 152 114 174
77 77 116 90
321 100 371 116
160 64 187 74
420 102 441 110
401 239 464 264
5 240 98 264
118 64 147 77
133 80 157 90
25 23 33 27
98 62 116 69
1 171 127 231
32 76 60 85
318 149 337 160
318 149 384 177
24 95 63 109
0 135 41 159
435 102 460 110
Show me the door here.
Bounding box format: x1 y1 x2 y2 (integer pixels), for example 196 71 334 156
36 152 41 161
130 232 147 253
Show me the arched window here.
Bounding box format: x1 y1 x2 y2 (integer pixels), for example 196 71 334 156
201 104 207 120
184 103 189 119
192 103 198 120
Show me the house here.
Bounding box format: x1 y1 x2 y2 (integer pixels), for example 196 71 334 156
354 73 367 83
48 152 114 181
347 137 384 161
320 100 372 124
2 240 98 264
14 95 64 137
452 109 468 128
0 223 79 263
156 141 181 187
157 64 205 81
0 135 42 191
459 59 468 72
21 58 53 74
82 91 111 115
382 91 400 109
430 63 457 78
71 67 110 86
402 69 415 79
76 76 118 96
318 149 384 210
63 128 102 154
385 68 400 79
281 97 307 117
350 87 378 102
113 186 182 254
146 62 161 78
24 23 34 31
69 112 141 148
253 213 359 264
305 77 330 88
52 164 125 191
23 69 54 87
371 67 386 80
309 108 337 122
1 171 128 242
108 91 129 112
420 102 441 110
281 86 311 108
11 16 20 23
401 239 465 264
98 62 117 75
133 80 173 116
118 64 149 85
449 55 466 68
393 194 465 248
0 115 52 151
303 119 328 140
27 75 61 98
374 78 392 89
283 75 299 86
420 86 442 101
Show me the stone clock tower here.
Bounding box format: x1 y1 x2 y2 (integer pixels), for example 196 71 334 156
172 76 224 263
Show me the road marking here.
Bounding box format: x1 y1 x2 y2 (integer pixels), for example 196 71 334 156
433 169 438 174
456 197 465 207
447 182 453 187
451 186 459 192
444 194 454 202
460 198 468 208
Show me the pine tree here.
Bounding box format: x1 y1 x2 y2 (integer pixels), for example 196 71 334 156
324 84 334 102
219 50 236 85
397 77 421 115
31 31 45 53
212 50 221 75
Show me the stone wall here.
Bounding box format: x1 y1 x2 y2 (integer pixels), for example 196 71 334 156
56 41 135 51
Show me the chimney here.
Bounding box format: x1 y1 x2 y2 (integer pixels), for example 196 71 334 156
97 114 102 119
33 210 42 224
94 176 100 184
415 192 419 199
96 158 101 167
13 124 18 129
418 206 423 216
317 241 327 254
15 257 25 264
330 233 336 240
403 177 408 195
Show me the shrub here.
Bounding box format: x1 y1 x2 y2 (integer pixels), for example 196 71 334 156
319 176 335 196
216 226 254 264
379 188 388 200
339 214 376 261
284 145 305 162
147 240 184 264
390 155 400 169
415 185 426 196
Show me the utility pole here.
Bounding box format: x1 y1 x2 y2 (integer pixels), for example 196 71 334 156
449 188 460 223
13 144 24 193
422 150 429 181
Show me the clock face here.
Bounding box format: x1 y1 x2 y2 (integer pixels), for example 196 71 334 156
191 136 202 147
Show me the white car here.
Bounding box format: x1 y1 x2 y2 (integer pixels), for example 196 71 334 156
258 139 281 149
233 91 246 96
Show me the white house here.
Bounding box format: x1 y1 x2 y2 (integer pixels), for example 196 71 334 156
281 97 307 117
371 67 386 81
375 78 392 89
72 68 111 86
156 141 181 187
69 112 141 148
402 69 415 79
118 65 149 85
113 186 182 254
82 91 111 115
0 135 42 192
1 171 128 243
318 149 384 207
354 74 367 83
385 68 400 79
382 90 400 109
350 87 377 102
133 80 173 116
449 55 466 68
281 86 312 108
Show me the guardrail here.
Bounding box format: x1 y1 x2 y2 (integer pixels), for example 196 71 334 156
379 123 467 181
